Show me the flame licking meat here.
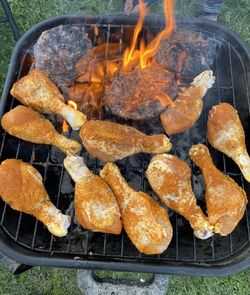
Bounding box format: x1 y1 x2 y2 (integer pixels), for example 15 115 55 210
122 0 176 71
62 100 78 133
102 0 178 120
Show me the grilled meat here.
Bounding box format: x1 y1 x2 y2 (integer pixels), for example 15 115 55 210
80 120 172 162
156 29 217 82
160 70 215 135
34 24 92 88
189 144 248 236
100 163 173 255
103 65 178 121
64 155 122 234
1 105 81 154
146 154 213 239
10 69 86 130
207 103 250 182
0 159 70 237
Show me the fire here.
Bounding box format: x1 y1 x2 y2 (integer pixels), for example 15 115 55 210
122 0 176 70
69 0 176 119
62 100 78 133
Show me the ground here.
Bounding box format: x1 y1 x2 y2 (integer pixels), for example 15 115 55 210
0 0 250 294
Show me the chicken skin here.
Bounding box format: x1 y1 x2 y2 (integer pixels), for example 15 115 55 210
10 69 86 130
100 163 173 255
80 120 172 162
146 154 213 239
64 154 122 234
189 144 248 236
1 106 81 154
0 159 70 237
207 102 250 182
160 70 215 135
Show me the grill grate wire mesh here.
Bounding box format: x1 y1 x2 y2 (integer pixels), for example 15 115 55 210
0 19 249 266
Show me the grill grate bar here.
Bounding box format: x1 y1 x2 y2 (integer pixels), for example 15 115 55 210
0 19 249 269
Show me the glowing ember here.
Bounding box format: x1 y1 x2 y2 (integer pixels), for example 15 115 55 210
62 100 78 133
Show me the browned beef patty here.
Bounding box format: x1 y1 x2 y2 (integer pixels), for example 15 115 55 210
103 65 178 121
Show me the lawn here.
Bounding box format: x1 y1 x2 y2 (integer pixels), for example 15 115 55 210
0 0 250 294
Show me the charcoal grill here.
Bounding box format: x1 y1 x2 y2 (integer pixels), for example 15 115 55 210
0 15 250 276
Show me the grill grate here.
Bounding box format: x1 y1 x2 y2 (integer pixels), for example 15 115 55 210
0 16 250 273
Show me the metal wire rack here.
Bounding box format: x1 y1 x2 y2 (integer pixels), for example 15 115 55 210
0 15 249 275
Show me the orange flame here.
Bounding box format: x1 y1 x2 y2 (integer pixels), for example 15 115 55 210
122 0 176 70
62 100 78 133
140 0 176 68
94 25 99 37
123 0 147 70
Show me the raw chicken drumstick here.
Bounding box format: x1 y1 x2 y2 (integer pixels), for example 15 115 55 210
80 120 172 162
64 154 122 234
207 102 250 182
189 144 248 236
100 163 173 255
10 69 86 130
0 159 70 237
160 70 215 135
146 154 213 239
1 106 81 154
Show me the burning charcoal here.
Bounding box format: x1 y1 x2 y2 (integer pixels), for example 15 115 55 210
156 29 218 82
103 65 178 120
34 25 92 88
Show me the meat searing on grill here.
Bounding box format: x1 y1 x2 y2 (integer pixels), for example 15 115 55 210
10 69 86 130
34 24 93 88
80 120 172 162
100 163 173 255
156 29 218 82
64 154 122 234
1 105 81 154
189 144 248 236
207 103 250 182
146 154 214 239
103 65 178 121
0 159 71 237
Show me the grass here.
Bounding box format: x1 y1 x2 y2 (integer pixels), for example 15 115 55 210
0 0 250 294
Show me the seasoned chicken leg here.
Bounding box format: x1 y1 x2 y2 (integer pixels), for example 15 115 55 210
0 159 70 237
1 106 81 154
64 154 122 234
80 120 172 162
146 154 213 239
10 69 86 130
189 144 248 236
160 70 215 135
100 163 173 255
207 102 250 182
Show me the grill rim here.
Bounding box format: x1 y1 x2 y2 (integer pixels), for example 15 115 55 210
0 14 250 276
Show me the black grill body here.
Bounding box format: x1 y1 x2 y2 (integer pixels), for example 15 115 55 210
0 15 250 275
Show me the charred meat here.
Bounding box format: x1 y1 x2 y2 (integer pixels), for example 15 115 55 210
103 65 178 121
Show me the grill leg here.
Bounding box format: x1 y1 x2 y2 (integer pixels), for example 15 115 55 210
77 269 169 295
0 0 20 40
0 252 33 275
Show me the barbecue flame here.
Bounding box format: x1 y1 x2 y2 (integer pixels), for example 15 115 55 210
122 0 176 71
62 100 78 133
